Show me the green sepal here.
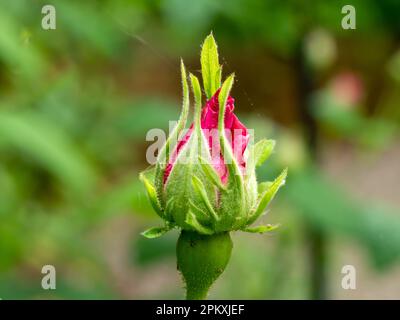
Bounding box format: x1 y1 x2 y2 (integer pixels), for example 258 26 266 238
199 156 226 190
185 211 213 235
164 133 196 227
165 197 175 219
189 73 202 132
257 181 272 195
215 66 222 93
243 224 280 234
189 199 211 221
139 168 163 217
201 33 221 99
246 168 288 226
217 74 246 228
254 139 275 167
141 224 173 239
191 175 220 221
154 60 190 206
246 139 275 177
218 74 242 181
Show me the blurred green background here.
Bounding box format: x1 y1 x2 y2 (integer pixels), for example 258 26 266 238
1 0 400 299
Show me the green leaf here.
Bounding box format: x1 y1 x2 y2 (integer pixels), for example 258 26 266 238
141 225 172 239
243 224 280 233
247 168 288 226
0 111 96 197
201 33 221 99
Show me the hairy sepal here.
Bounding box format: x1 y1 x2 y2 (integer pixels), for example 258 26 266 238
246 168 288 226
217 74 247 230
155 60 190 208
164 131 218 231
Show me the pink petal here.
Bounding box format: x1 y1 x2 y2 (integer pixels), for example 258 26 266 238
163 89 248 185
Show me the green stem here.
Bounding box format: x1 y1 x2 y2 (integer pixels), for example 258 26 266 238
176 230 233 300
186 286 209 300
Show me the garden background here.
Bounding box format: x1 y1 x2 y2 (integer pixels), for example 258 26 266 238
1 0 400 299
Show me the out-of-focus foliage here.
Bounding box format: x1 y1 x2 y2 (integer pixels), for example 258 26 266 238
0 0 399 299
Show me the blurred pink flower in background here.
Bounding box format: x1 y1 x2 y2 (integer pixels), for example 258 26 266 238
330 72 364 107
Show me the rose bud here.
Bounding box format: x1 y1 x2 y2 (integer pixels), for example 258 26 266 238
139 34 287 299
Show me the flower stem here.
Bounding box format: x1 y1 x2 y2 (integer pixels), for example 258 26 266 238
176 230 232 300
